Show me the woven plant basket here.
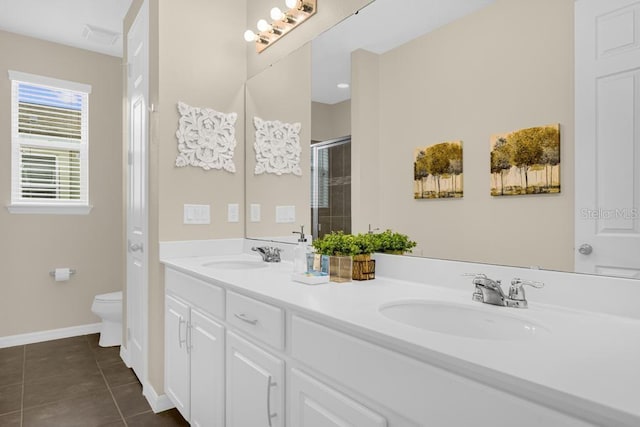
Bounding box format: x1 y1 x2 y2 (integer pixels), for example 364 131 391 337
352 254 375 281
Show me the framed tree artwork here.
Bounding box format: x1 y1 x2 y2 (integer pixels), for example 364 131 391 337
490 124 560 196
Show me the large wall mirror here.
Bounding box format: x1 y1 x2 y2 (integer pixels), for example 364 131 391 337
245 0 640 279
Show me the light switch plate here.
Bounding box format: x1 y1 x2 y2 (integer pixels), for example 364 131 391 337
184 204 210 224
250 204 261 222
275 205 296 223
227 203 240 223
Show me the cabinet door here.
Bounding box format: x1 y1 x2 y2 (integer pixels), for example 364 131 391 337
226 331 284 427
190 308 224 427
290 368 387 427
165 295 190 420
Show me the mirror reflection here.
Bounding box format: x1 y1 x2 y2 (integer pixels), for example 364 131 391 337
246 0 640 278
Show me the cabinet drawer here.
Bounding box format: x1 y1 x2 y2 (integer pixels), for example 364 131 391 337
165 268 224 319
226 291 284 350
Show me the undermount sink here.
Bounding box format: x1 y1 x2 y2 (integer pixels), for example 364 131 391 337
202 260 267 270
379 300 549 340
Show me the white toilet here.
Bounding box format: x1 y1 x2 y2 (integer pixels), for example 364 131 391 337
91 291 123 347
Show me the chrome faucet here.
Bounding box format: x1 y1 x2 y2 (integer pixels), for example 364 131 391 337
251 246 282 263
468 274 544 308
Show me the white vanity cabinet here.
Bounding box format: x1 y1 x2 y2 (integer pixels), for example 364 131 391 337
224 290 285 426
226 331 284 427
162 262 602 427
290 315 594 427
165 295 190 417
164 268 225 427
289 367 387 427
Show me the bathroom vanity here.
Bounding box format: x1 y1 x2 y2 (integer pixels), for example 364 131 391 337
160 239 640 427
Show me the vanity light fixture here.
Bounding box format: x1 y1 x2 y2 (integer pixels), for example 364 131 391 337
245 0 317 53
337 83 350 89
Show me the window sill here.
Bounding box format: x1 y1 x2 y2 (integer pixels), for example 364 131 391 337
6 204 93 215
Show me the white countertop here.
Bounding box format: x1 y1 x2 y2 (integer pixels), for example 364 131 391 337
161 251 640 426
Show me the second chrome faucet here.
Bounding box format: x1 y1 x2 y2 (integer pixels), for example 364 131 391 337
468 273 544 308
252 246 282 263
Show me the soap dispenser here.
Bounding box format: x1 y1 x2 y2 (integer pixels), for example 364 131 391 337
292 225 309 274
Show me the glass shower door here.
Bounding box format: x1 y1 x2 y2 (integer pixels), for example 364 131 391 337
310 137 351 240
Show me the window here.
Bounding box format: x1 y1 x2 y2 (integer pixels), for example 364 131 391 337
8 71 91 214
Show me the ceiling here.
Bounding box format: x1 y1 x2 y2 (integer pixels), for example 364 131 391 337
311 0 496 104
0 0 133 57
0 0 494 98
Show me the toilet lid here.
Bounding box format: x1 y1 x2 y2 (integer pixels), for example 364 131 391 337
95 291 122 302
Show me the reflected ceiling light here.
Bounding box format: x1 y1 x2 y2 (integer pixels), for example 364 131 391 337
257 19 272 32
244 0 317 53
243 29 257 42
337 83 349 89
270 7 284 20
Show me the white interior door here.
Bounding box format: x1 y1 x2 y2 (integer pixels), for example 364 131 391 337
126 0 149 381
575 0 640 278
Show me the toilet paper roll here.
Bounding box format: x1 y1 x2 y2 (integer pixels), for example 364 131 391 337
54 268 71 282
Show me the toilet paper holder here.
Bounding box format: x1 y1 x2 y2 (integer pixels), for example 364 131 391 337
49 269 77 277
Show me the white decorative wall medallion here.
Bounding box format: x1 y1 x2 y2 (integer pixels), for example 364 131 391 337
253 117 302 176
175 101 237 172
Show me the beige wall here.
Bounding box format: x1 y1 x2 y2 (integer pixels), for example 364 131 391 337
351 49 381 235
353 0 574 271
157 0 246 243
245 45 311 238
0 31 123 336
247 0 372 77
311 100 351 142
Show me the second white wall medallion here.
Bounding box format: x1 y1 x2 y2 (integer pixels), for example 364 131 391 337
175 101 238 172
253 116 302 176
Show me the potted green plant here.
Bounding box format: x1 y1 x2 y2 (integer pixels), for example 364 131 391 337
372 229 417 254
311 232 377 281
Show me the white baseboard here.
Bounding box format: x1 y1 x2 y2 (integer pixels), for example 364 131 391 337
119 345 131 367
143 382 175 413
0 323 102 348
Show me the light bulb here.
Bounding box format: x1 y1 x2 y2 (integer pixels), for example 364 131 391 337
244 29 257 42
285 0 298 9
270 7 284 20
257 19 272 32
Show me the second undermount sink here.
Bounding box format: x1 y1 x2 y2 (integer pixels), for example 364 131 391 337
202 260 267 270
379 300 549 340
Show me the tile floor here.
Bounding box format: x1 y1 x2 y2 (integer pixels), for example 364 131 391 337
0 334 188 426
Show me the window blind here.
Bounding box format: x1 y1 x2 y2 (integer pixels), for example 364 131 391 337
311 147 329 209
10 73 89 206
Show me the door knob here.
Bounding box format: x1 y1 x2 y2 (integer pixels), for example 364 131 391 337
578 243 593 255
